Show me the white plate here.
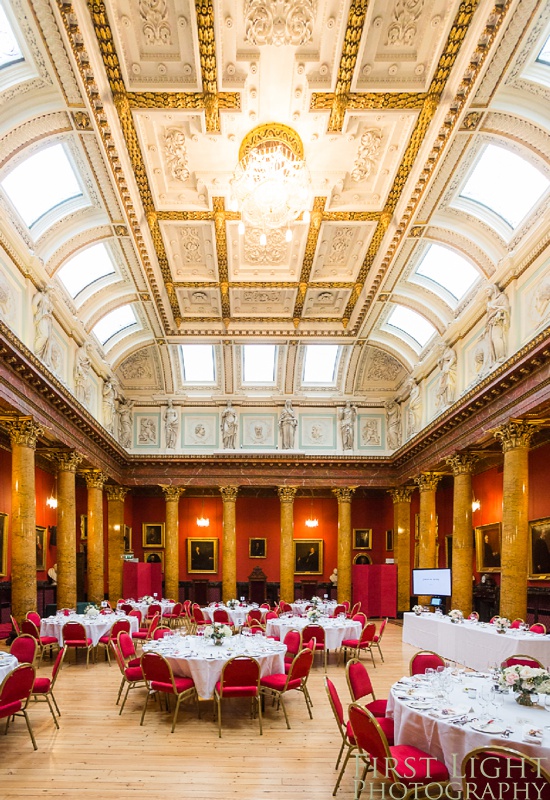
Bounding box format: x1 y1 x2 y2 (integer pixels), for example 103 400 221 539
407 701 433 709
430 705 469 719
470 721 507 734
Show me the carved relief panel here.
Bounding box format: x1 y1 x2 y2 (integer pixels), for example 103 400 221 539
160 221 218 282
226 222 308 282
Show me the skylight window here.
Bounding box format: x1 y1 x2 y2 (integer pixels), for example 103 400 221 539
0 5 23 69
386 305 435 348
537 33 550 66
1 144 82 227
303 345 339 383
57 243 116 298
243 344 276 383
92 305 136 345
415 244 479 301
459 144 549 229
181 344 215 383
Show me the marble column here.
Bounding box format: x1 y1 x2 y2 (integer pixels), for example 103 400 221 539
55 451 82 610
7 418 43 621
494 421 539 621
220 487 239 603
446 454 477 615
85 471 107 605
332 487 356 605
388 486 414 613
161 486 183 602
414 472 442 605
278 487 297 603
106 486 129 605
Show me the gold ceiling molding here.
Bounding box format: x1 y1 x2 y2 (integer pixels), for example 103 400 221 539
310 91 427 119
292 197 326 327
212 198 230 328
326 0 370 132
126 90 241 122
238 123 305 161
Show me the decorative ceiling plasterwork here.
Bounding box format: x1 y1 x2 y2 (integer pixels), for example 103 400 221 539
243 0 316 47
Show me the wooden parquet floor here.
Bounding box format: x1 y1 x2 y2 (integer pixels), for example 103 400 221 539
0 623 418 800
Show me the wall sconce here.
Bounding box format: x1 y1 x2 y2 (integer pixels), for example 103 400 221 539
305 497 318 528
46 475 58 509
472 497 481 513
196 496 210 527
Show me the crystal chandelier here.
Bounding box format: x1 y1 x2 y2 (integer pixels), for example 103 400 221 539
231 123 312 241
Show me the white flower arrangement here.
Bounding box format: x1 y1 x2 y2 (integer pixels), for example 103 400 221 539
493 616 511 633
412 605 423 615
84 604 99 617
226 599 239 609
203 622 232 644
306 608 322 623
499 665 550 699
448 609 464 623
139 595 155 605
309 596 321 607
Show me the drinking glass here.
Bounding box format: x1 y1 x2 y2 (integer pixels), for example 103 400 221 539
425 667 435 685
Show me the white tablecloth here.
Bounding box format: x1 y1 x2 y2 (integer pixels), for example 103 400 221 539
201 605 258 628
403 613 550 671
40 614 139 647
117 600 175 619
290 601 337 616
388 673 550 779
143 633 286 699
265 617 361 651
0 653 18 683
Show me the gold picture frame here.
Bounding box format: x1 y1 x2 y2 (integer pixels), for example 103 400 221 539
36 525 47 572
475 522 502 573
294 539 323 575
144 551 164 570
80 514 87 540
249 538 267 558
386 529 393 551
353 553 372 565
353 528 372 550
528 516 550 579
187 537 218 573
142 523 165 548
0 513 8 577
123 525 132 553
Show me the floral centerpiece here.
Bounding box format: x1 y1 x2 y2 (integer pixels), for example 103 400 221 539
448 609 464 624
84 604 99 618
309 596 322 607
203 622 232 645
306 608 322 623
139 595 155 605
493 616 510 633
226 599 239 609
412 605 423 616
499 665 550 706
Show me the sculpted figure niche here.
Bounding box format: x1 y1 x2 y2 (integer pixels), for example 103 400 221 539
279 400 298 450
385 398 401 451
405 378 421 437
164 399 179 449
475 285 510 377
102 379 117 435
74 343 93 408
435 345 457 411
338 401 357 451
32 287 54 367
118 397 134 449
221 401 238 449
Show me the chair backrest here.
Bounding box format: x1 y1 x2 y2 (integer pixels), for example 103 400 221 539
359 622 377 646
153 626 171 639
219 656 260 695
409 650 445 675
343 601 351 612
128 609 142 625
349 602 360 617
265 611 278 621
376 618 388 640
502 655 544 669
352 612 368 627
193 604 206 623
302 624 325 646
346 658 374 703
10 615 21 637
121 603 133 615
170 602 183 617
141 651 175 692
305 636 316 652
10 634 38 664
260 603 271 610
110 640 126 676
147 603 161 617
287 647 314 685
182 599 192 616
324 677 346 731
0 663 36 705
282 629 302 657
469 612 480 621
62 621 87 642
489 616 499 623
247 609 263 623
20 618 40 641
110 619 131 640
510 618 524 629
213 609 231 624
148 614 160 636
118 631 137 662
50 646 67 687
348 704 394 780
279 601 292 613
461 747 550 800
26 611 41 627
244 622 265 634
530 623 546 634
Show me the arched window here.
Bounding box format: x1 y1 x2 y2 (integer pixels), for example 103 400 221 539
413 243 480 304
92 305 137 346
57 243 116 299
385 305 436 350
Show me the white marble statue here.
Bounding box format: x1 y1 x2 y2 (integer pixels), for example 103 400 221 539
164 399 179 449
32 287 54 367
435 345 457 410
118 398 134 448
221 401 238 449
102 379 116 434
74 343 92 408
475 285 511 377
279 400 297 450
406 379 421 437
385 398 401 450
338 401 357 451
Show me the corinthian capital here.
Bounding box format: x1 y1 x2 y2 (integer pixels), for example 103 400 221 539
161 485 184 502
277 486 297 503
84 470 108 490
388 486 414 504
445 453 478 476
54 451 82 473
106 485 130 502
7 417 44 449
494 420 540 453
219 486 239 502
414 472 442 493
332 487 356 503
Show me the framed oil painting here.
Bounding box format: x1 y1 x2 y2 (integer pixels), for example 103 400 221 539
353 528 372 550
144 551 164 570
249 538 267 558
187 538 218 573
353 553 372 565
294 539 323 575
475 522 502 573
36 526 47 571
80 514 87 540
123 525 132 553
529 516 550 579
0 513 8 577
142 523 165 548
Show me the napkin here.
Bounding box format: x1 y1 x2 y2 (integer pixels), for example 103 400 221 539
522 725 543 743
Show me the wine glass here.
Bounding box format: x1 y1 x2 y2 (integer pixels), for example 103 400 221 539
491 686 504 720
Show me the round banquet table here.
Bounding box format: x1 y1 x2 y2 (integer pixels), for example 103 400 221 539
117 600 175 619
143 632 286 699
201 604 258 627
0 653 18 683
290 601 337 617
388 671 550 779
265 616 361 651
40 613 139 647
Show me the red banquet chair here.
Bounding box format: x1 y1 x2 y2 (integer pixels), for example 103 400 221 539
20 618 58 666
332 604 346 618
146 603 162 623
214 656 262 737
348 602 360 618
530 623 546 634
0 663 37 750
348 704 449 799
140 651 198 733
10 614 21 637
118 631 141 668
10 633 38 666
260 603 271 611
510 618 524 629
461 747 550 800
62 621 94 668
213 609 232 625
25 610 41 628
192 604 208 631
302 623 327 671
96 618 131 665
110 638 145 714
132 613 160 645
345 659 392 734
371 618 388 663
468 611 480 621
120 603 133 616
409 650 445 675
259 647 314 729
339 622 376 667
163 601 183 628
30 645 67 728
283 629 303 672
502 654 544 669
246 609 263 624
352 612 368 627
279 601 292 614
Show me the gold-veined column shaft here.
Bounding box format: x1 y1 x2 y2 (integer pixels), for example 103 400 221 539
333 487 356 605
85 471 107 605
7 419 43 621
278 487 297 603
414 472 441 606
55 451 82 609
161 486 183 601
220 486 238 603
446 454 477 615
388 487 414 613
106 486 129 604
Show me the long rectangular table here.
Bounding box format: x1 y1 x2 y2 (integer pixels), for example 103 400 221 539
403 612 550 671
